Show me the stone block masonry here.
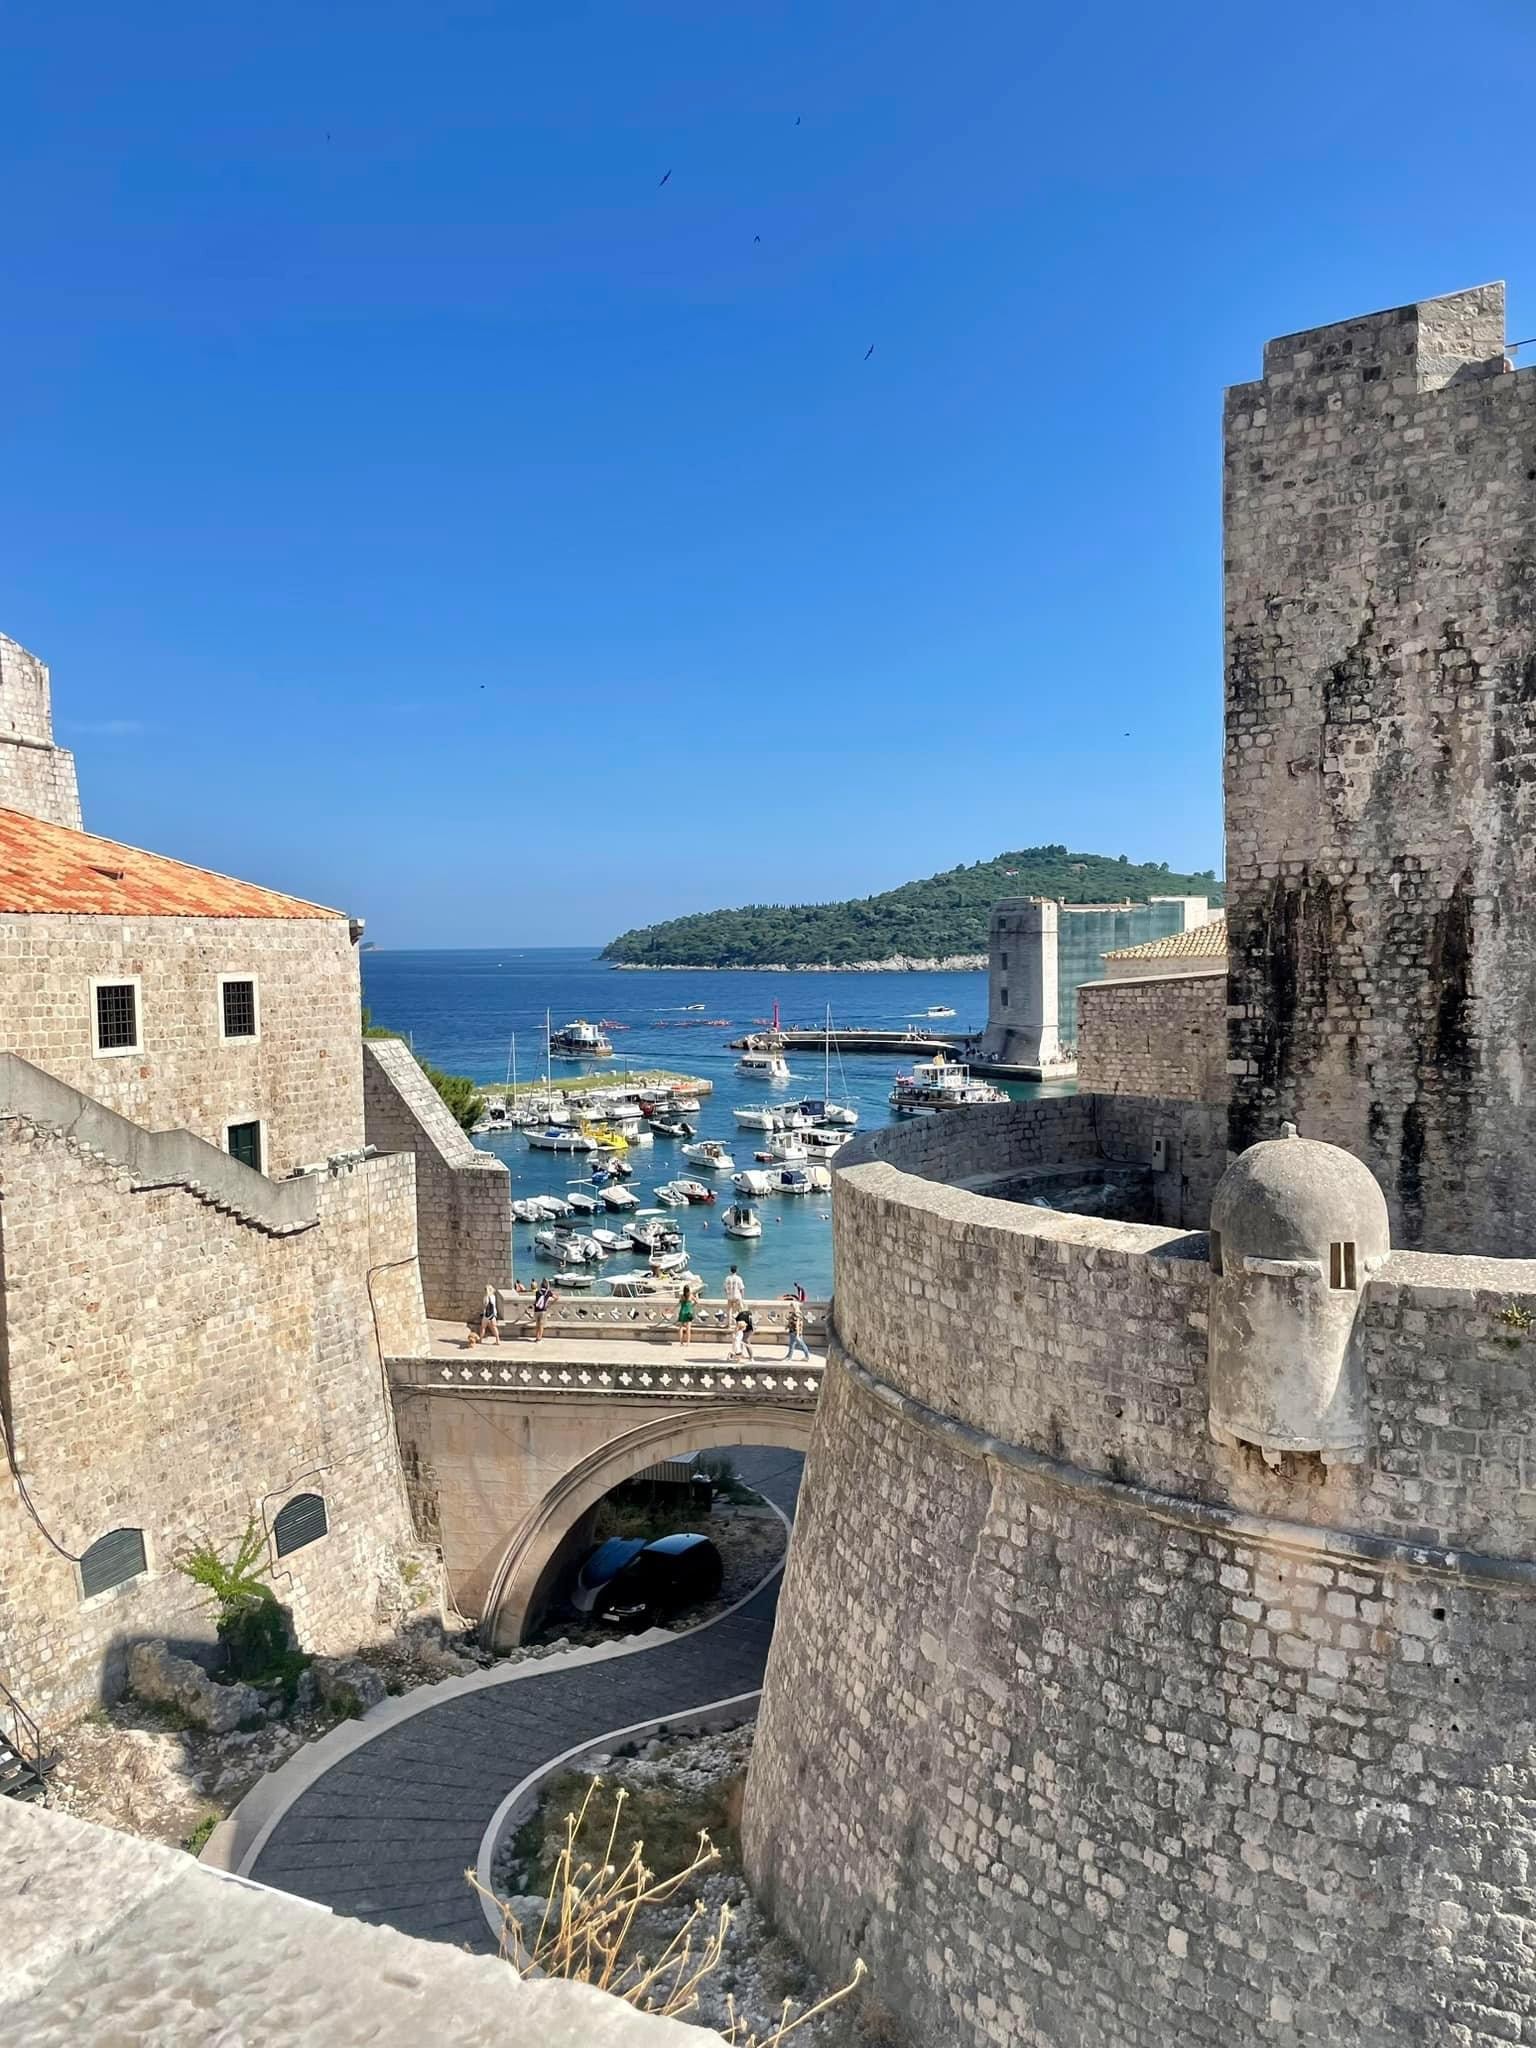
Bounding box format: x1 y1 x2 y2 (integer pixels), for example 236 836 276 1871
0 633 81 830
1076 968 1227 1101
1223 282 1536 1254
363 1037 511 1321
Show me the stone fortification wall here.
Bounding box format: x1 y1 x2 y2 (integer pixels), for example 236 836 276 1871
1224 283 1536 1254
363 1038 510 1320
0 912 365 1174
744 1104 1536 2047
0 1121 430 1726
1077 969 1228 1102
0 634 82 830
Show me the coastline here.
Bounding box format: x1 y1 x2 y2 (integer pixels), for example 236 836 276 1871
607 955 987 973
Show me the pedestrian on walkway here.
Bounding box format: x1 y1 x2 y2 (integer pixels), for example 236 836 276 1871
723 1264 746 1324
532 1278 556 1342
478 1285 500 1344
677 1285 695 1347
732 1305 755 1363
783 1296 810 1361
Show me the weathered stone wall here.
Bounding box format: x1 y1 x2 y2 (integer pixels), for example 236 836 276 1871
1224 283 1536 1253
1077 969 1228 1102
743 1108 1536 2047
0 912 365 1174
0 1122 430 1727
0 634 82 830
363 1038 511 1321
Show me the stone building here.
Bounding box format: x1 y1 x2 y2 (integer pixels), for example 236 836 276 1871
1075 914 1228 1099
744 285 1536 2048
0 631 505 1731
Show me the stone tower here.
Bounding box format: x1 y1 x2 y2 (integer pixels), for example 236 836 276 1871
1223 282 1536 1254
0 633 82 829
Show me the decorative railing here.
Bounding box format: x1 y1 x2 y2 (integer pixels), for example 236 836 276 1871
490 1298 830 1339
405 1355 825 1400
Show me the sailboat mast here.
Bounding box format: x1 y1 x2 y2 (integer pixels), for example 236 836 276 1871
825 1003 832 1098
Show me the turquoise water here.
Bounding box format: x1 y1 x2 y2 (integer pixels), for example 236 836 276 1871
361 948 1075 1298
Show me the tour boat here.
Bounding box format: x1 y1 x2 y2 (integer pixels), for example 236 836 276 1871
733 1169 776 1197
526 1125 598 1152
736 1049 790 1084
671 1178 717 1205
799 1128 846 1155
549 1019 615 1060
600 1184 640 1210
681 1140 736 1173
889 1054 1008 1116
721 1202 763 1240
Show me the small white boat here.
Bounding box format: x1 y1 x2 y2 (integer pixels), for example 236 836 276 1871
526 1126 598 1152
601 1184 640 1211
721 1202 763 1239
805 1164 832 1192
654 1183 689 1207
541 1194 576 1217
796 1096 858 1130
733 1104 785 1130
800 1128 846 1155
535 1228 597 1265
606 1268 704 1299
565 1187 600 1215
775 1167 813 1195
925 1005 956 1018
649 1245 690 1274
764 1133 807 1163
624 1215 675 1253
681 1141 736 1173
733 1169 776 1196
671 1178 717 1205
589 1228 630 1254
671 1095 702 1115
736 1049 791 1084
510 1198 543 1223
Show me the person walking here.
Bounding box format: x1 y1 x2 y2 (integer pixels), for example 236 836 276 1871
677 1284 695 1347
532 1278 556 1342
732 1305 755 1363
478 1285 501 1344
723 1264 746 1324
783 1295 811 1361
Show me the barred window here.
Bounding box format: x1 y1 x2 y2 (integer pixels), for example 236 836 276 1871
227 1120 263 1173
80 1527 147 1600
221 978 258 1039
273 1493 328 1557
94 981 139 1053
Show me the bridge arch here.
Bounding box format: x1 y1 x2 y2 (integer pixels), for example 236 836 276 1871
480 1404 814 1651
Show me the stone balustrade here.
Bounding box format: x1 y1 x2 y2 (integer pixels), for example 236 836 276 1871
395 1354 825 1401
488 1296 829 1339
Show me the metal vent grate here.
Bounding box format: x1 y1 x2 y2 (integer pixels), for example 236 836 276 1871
80 1527 147 1600
273 1492 328 1558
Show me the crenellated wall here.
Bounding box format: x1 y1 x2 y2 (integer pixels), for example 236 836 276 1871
743 1102 1536 2048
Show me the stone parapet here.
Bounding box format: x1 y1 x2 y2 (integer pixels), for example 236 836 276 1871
1076 968 1228 1101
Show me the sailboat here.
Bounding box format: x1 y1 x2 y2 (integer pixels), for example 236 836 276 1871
796 1007 859 1129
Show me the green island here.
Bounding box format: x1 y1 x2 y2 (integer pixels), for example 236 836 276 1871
602 845 1223 969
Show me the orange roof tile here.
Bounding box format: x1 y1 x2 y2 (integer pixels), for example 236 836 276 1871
1104 915 1227 963
0 808 345 920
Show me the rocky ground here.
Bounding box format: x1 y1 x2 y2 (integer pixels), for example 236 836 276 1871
492 1721 908 2046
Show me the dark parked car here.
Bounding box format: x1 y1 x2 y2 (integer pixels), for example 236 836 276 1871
571 1532 724 1627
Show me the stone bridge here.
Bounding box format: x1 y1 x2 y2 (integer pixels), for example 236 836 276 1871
387 1298 827 1648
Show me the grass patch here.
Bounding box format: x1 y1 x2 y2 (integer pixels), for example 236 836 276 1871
183 1814 219 1857
593 1497 706 1544
516 1765 745 1897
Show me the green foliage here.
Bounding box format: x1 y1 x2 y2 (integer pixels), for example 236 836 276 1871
602 845 1224 967
421 1061 485 1132
184 1814 219 1857
175 1521 290 1681
360 1004 398 1040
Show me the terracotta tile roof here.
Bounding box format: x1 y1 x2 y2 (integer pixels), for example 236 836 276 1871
0 808 345 919
1104 915 1227 962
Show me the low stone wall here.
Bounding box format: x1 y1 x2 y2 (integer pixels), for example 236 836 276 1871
363 1038 511 1321
742 1104 1536 2046
1076 968 1228 1103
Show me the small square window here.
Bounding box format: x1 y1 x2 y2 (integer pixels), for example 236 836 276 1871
1001 952 1008 970
227 1120 263 1173
93 980 140 1054
221 978 258 1040
1000 987 1009 1008
1329 1241 1357 1290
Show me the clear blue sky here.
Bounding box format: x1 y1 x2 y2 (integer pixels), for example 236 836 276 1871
4 2 1532 944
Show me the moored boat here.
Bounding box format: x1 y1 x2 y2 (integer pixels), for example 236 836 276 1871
526 1125 598 1152
889 1053 1008 1116
681 1140 736 1173
733 1169 776 1197
721 1202 763 1239
549 1019 615 1060
601 1183 640 1211
671 1178 717 1205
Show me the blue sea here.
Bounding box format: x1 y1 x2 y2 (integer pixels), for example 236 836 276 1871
361 948 1073 1298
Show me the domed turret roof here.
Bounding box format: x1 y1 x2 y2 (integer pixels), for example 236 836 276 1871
1211 1124 1390 1264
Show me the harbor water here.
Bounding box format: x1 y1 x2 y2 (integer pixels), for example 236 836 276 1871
361 947 1076 1299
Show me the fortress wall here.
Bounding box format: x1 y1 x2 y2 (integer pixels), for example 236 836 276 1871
1076 968 1228 1102
0 633 82 830
0 1133 428 1726
744 1111 1536 2046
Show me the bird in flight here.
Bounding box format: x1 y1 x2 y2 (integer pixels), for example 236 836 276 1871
754 234 761 244
658 169 672 186
864 344 875 360
795 115 802 126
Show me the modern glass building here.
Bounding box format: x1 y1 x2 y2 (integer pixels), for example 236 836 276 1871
1056 900 1204 1043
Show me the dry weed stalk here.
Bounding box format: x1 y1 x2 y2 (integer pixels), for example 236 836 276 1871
467 1778 866 2045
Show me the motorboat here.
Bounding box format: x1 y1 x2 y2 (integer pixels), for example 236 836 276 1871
681 1141 736 1173
606 1269 704 1299
680 1003 706 1012
721 1202 763 1239
671 1179 717 1205
535 1228 599 1265
764 1133 807 1163
796 1096 858 1130
805 1164 832 1192
654 1183 689 1208
733 1169 776 1197
732 1105 785 1130
565 1187 600 1215
548 1267 596 1288
775 1167 813 1196
526 1126 598 1152
800 1128 846 1155
589 1228 631 1255
539 1193 576 1218
889 1053 1009 1116
925 1005 956 1018
624 1215 677 1253
736 1049 790 1084
510 1198 544 1223
671 1095 702 1116
601 1184 640 1211
649 1247 689 1275
549 1019 615 1060
647 1115 691 1139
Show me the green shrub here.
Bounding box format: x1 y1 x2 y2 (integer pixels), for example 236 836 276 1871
175 1521 292 1681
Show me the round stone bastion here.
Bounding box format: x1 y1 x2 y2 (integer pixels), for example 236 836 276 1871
740 1095 1536 2048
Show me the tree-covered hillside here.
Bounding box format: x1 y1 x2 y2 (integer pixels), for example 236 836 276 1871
603 847 1223 968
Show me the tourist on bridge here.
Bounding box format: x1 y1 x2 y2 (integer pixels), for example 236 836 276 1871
532 1278 556 1342
478 1285 500 1344
783 1296 810 1362
724 1265 746 1319
732 1305 755 1363
676 1284 695 1347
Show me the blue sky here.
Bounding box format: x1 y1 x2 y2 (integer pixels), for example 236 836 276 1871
4 1 1533 945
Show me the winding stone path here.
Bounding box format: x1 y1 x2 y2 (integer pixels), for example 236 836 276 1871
249 1450 802 1951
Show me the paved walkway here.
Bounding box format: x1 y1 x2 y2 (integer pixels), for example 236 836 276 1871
425 1320 826 1368
248 1449 803 1950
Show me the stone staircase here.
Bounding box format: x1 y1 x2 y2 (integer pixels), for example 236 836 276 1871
0 1051 318 1236
0 1679 50 1802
